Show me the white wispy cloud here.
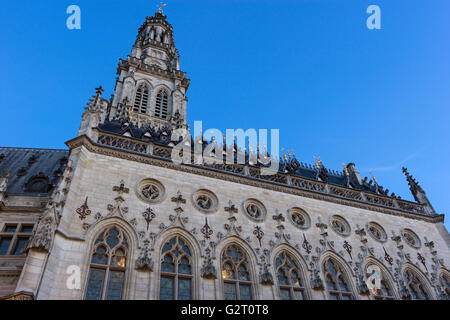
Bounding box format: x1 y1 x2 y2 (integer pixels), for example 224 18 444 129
359 146 428 173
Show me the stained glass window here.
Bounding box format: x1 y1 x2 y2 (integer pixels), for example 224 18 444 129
275 251 306 300
323 258 354 300
84 226 128 300
159 236 193 300
85 269 106 300
404 269 430 300
221 244 253 300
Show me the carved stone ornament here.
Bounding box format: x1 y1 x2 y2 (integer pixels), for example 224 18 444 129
302 234 312 254
136 178 165 204
243 199 266 222
192 189 219 213
143 206 156 230
310 269 324 290
200 254 217 280
76 197 91 220
136 239 154 271
224 200 238 215
25 216 54 252
330 215 351 237
113 180 129 194
288 207 311 229
402 228 421 249
260 263 274 285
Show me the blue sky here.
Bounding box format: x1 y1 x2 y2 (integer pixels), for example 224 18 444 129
1 1 449 229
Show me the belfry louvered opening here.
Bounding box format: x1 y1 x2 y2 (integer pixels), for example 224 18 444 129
133 84 149 114
155 89 169 119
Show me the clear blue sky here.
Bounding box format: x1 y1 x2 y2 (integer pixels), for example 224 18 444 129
1 1 449 229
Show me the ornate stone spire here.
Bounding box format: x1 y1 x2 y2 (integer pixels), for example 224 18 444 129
402 167 436 215
109 11 190 130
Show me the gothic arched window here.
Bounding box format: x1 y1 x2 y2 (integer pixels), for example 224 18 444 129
133 84 149 114
275 251 306 300
154 89 169 119
323 258 354 300
159 236 193 300
221 244 253 300
84 226 129 300
404 269 430 300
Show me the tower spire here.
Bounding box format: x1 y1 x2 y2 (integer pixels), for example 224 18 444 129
108 11 190 130
402 167 436 215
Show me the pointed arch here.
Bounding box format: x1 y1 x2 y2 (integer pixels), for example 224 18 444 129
155 228 201 300
363 256 398 300
216 236 259 300
402 263 434 300
320 251 357 300
272 244 311 300
82 218 138 300
133 82 150 114
154 87 170 119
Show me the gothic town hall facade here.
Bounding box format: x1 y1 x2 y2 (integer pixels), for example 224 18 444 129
0 12 449 300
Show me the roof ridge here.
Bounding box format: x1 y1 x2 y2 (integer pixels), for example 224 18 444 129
0 146 69 152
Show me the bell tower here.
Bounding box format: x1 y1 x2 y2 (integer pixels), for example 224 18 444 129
109 10 190 130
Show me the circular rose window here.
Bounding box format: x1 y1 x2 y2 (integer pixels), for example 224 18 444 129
136 179 165 204
288 207 311 229
243 199 266 222
192 189 218 213
366 222 387 242
402 228 421 248
330 215 351 237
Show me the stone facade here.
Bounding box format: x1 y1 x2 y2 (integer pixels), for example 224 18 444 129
0 11 449 300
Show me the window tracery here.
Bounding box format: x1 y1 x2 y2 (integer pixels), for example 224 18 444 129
275 251 306 300
243 199 266 222
366 222 387 242
323 258 354 300
330 215 350 236
160 236 193 300
404 269 430 300
402 229 421 248
288 208 310 229
221 244 253 300
85 226 128 300
137 179 165 204
192 190 218 213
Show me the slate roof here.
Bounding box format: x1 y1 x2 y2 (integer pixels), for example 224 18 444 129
0 147 69 196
